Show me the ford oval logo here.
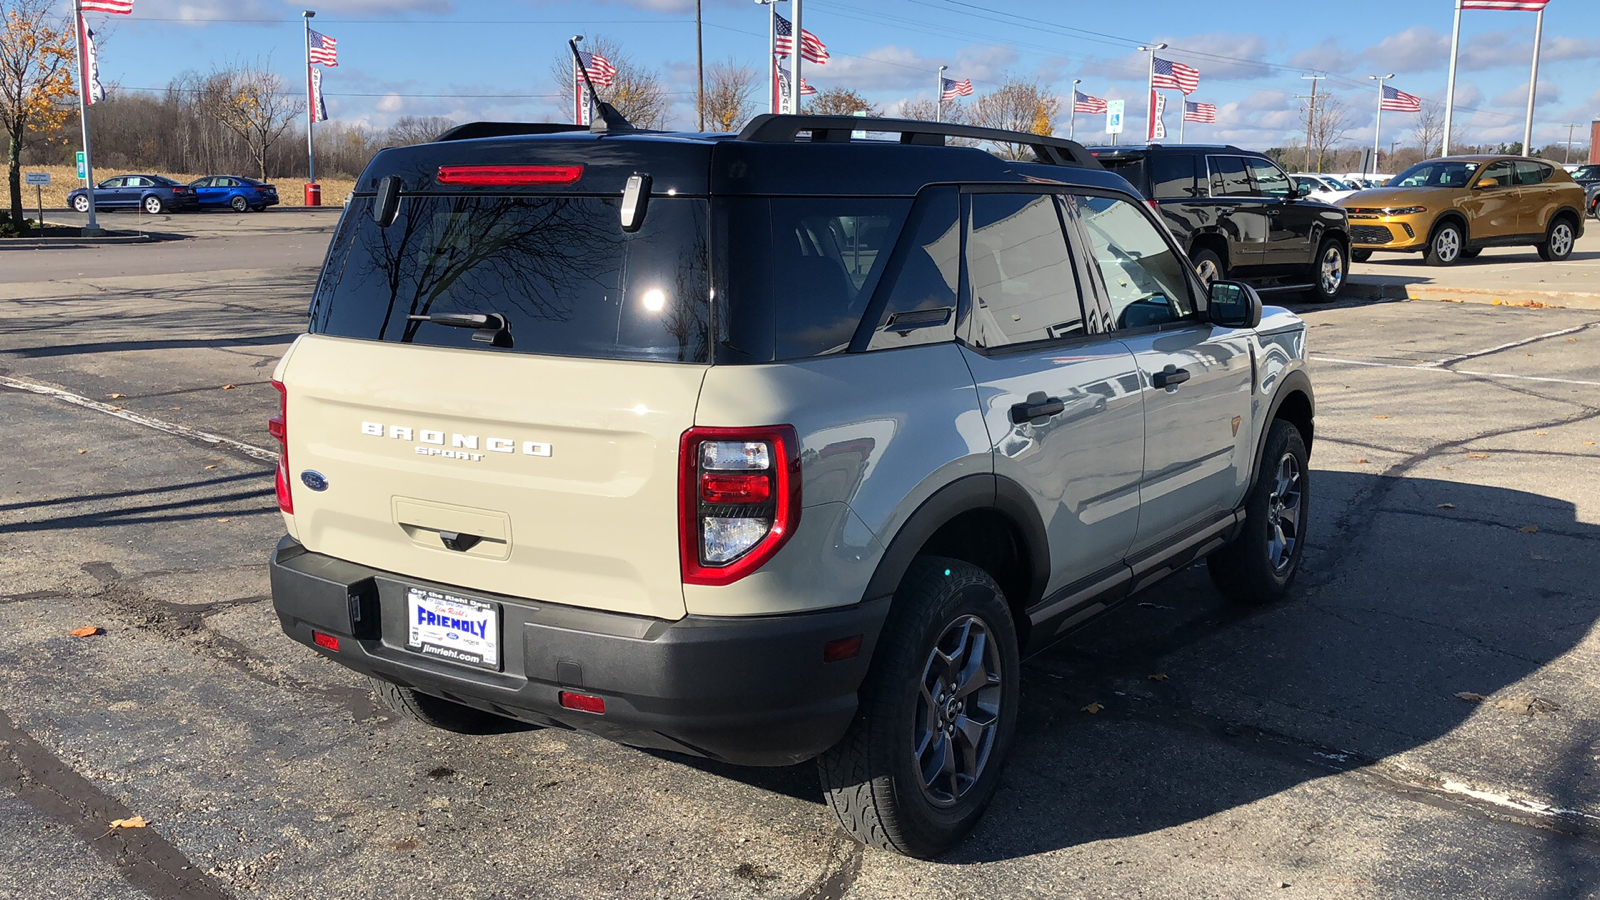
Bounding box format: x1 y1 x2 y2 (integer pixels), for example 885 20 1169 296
300 470 329 492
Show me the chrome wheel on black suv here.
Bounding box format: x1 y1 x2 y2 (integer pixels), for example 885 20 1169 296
1305 238 1347 302
819 558 1020 858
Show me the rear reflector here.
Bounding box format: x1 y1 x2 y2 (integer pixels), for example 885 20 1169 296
701 471 772 504
312 630 339 652
436 164 584 186
823 635 862 663
558 691 605 714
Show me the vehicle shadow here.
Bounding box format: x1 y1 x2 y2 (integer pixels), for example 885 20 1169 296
679 471 1600 884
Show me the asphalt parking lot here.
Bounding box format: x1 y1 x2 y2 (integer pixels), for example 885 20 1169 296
2 212 1598 899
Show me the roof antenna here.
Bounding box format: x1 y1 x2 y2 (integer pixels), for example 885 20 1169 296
568 37 634 134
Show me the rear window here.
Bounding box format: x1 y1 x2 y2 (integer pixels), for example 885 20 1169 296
311 195 710 363
1095 157 1148 197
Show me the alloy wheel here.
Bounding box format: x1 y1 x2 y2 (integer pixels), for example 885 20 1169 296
914 613 1003 808
1433 228 1460 263
1195 258 1221 286
1549 222 1574 258
1319 245 1345 295
1266 453 1303 575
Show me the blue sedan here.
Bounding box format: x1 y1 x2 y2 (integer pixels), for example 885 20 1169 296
189 175 281 212
66 174 200 215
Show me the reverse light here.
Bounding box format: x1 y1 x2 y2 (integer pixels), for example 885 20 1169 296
269 379 292 513
1382 206 1426 216
436 164 584 186
680 426 801 586
559 691 605 714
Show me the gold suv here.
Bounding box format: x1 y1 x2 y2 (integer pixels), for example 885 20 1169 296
1339 155 1585 266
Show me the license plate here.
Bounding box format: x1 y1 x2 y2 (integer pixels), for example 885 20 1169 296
405 588 499 670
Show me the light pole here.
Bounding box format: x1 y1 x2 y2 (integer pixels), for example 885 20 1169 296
1369 73 1394 177
1138 43 1167 143
1069 78 1080 141
936 65 947 123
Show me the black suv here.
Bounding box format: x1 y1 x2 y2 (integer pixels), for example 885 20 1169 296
1091 145 1351 302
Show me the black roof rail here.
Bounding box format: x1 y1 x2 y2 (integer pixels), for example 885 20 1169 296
736 114 1102 168
433 122 589 142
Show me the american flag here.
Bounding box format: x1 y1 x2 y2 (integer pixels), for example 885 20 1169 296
774 12 829 64
777 68 816 98
1151 57 1200 95
940 77 973 101
1461 1 1549 9
576 50 616 88
308 29 338 67
80 0 134 13
1183 101 1216 123
1381 84 1422 112
1073 90 1107 114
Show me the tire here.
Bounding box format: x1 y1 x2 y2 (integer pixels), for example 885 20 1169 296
1303 238 1347 303
1424 220 1464 266
1461 248 1482 259
1192 247 1226 287
1350 249 1372 263
1537 215 1576 262
231 195 249 212
142 195 164 215
818 557 1020 858
1207 419 1309 605
72 194 91 213
368 676 524 735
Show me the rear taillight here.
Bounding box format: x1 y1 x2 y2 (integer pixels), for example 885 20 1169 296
269 379 292 513
679 426 800 586
1146 200 1159 214
173 187 188 194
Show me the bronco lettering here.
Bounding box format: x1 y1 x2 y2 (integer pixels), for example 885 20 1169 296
361 421 553 457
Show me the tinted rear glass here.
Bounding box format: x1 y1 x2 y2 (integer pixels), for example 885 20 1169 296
1148 155 1199 199
1095 157 1148 196
311 195 709 363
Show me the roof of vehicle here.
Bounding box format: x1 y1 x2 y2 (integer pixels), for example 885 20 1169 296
356 114 1140 199
1088 144 1255 156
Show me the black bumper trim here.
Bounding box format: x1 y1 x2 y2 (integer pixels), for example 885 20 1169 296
269 536 890 766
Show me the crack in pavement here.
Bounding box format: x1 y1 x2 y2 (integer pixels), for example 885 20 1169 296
0 708 234 900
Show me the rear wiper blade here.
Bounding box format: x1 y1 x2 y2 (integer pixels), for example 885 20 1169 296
407 312 513 348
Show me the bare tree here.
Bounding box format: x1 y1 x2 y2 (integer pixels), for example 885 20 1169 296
807 87 879 117
697 59 755 132
1306 94 1350 173
1410 101 1444 158
1 0 75 225
549 36 669 130
386 115 456 147
966 78 1060 160
198 60 302 180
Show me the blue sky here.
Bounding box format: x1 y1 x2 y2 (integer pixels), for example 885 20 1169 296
85 0 1600 152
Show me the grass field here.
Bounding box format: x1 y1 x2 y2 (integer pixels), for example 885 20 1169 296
8 166 357 213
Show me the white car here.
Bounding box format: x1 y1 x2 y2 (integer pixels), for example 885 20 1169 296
1292 174 1357 204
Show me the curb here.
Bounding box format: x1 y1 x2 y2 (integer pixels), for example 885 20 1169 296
0 233 160 249
1344 279 1600 311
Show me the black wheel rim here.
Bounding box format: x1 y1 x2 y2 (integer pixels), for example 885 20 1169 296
1267 453 1303 574
913 611 1003 808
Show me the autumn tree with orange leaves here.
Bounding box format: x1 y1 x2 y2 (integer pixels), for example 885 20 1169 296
1 0 76 226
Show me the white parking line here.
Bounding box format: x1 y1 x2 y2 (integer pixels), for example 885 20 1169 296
1422 322 1598 368
0 374 278 462
1310 356 1600 388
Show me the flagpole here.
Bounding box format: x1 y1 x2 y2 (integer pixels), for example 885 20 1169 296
1442 0 1463 155
768 0 778 114
936 65 946 123
1138 42 1166 143
790 0 803 114
303 10 316 187
1069 78 1079 141
1369 74 1392 177
71 0 100 235
1180 107 1186 143
1522 6 1543 155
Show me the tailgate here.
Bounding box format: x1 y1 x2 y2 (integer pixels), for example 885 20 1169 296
278 335 705 621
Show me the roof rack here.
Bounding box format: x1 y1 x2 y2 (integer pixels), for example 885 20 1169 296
736 114 1101 168
434 122 589 142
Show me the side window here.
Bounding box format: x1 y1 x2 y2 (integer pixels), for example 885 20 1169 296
1479 161 1514 188
1246 158 1293 199
1514 161 1552 186
1071 195 1196 330
1208 156 1253 197
1148 154 1199 200
866 187 961 352
965 193 1084 349
100 177 123 188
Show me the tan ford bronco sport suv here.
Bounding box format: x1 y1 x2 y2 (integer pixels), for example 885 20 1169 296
269 108 1314 857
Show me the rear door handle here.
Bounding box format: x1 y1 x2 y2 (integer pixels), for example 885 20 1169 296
1152 366 1191 389
1010 397 1067 424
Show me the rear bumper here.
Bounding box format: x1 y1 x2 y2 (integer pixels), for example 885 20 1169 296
269 536 889 765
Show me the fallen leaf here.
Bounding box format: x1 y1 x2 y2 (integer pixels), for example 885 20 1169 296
108 407 123 412
169 406 181 411
221 384 236 390
1518 525 1539 534
1436 465 1451 471
1148 673 1169 682
68 625 103 638
1372 414 1390 419
1081 702 1104 714
1535 431 1548 436
1467 453 1490 459
1491 298 1503 306
1492 696 1560 717
216 518 230 523
1455 692 1486 702
109 816 148 830
77 449 88 454
1569 337 1579 342
1355 457 1369 464
1585 442 1595 446
204 465 217 470
1436 503 1456 510
107 393 122 399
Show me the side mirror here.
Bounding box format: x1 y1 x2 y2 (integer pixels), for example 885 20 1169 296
1208 280 1263 329
1296 183 1314 198
1474 178 1495 190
